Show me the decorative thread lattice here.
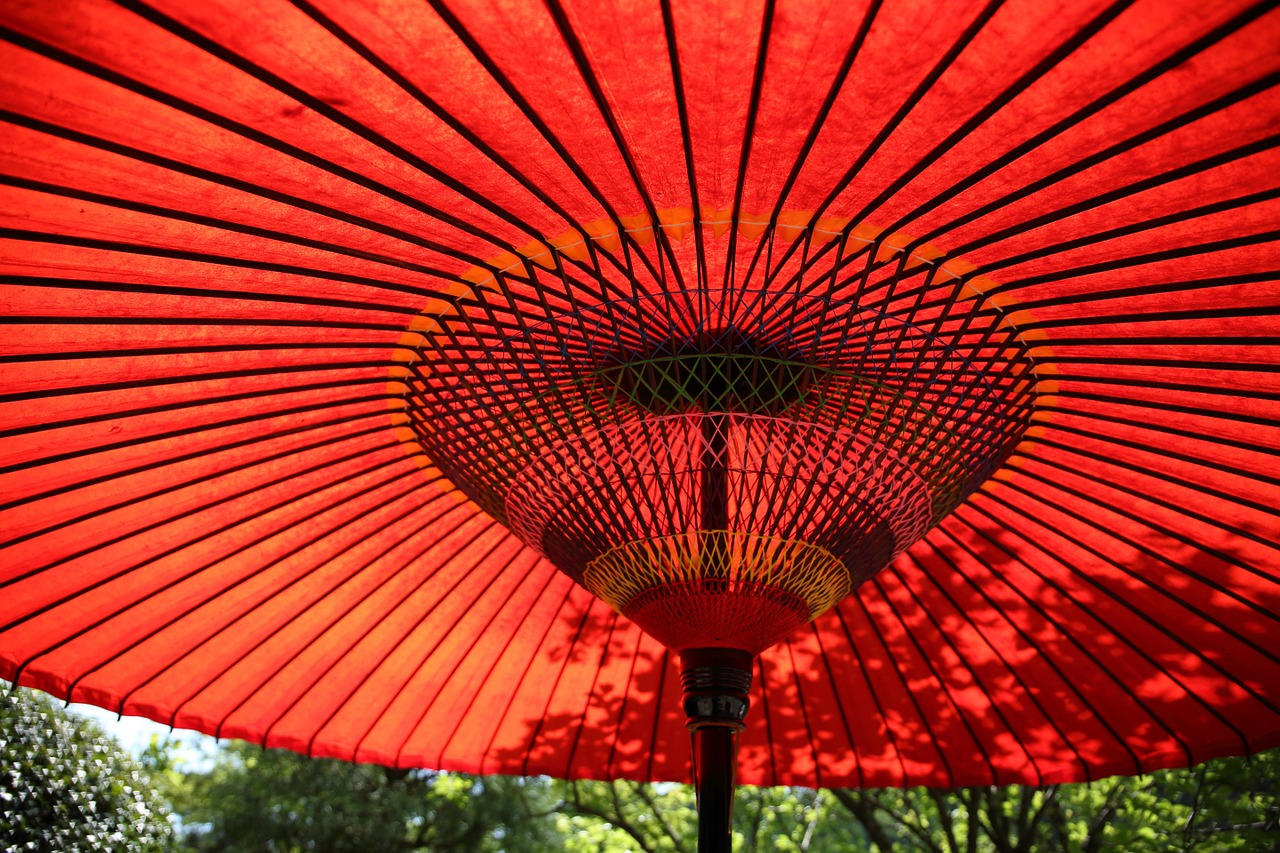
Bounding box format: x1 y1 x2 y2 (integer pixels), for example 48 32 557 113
585 532 848 653
585 531 849 616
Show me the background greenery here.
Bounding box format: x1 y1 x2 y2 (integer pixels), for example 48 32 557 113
3 685 1277 852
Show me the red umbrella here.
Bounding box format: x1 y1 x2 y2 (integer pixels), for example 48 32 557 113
2 0 1278 847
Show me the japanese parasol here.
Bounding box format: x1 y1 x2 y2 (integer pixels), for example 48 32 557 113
2 0 1279 848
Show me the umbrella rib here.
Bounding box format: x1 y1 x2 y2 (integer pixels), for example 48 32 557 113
1029 428 1280 530
644 648 673 783
869 574 1008 785
1044 387 1280 431
113 0 552 245
1003 445 1280 584
0 426 406 593
0 109 499 269
0 391 391 476
0 344 413 367
806 621 865 788
841 0 1139 233
374 541 547 770
988 229 1280 292
0 374 391 441
2 442 425 621
884 0 1278 242
285 0 591 239
519 593 599 778
719 0 775 308
0 27 513 252
891 562 1055 786
1025 313 1280 335
0 321 412 336
0 358 398 407
1059 371 1280 402
1032 400 1280 463
0 411 400 555
899 550 1092 780
419 0 632 236
972 189 1280 278
750 653 779 788
831 605 909 786
559 609 623 781
976 483 1280 691
542 0 692 298
422 555 563 772
943 134 1280 263
475 580 579 777
0 228 449 298
927 522 1148 777
427 565 564 772
780 636 828 790
1004 268 1280 312
258 519 508 759
203 501 487 742
3 274 425 317
0 405 401 517
764 0 883 220
14 462 429 694
955 504 1255 753
851 589 958 787
948 511 1206 765
658 0 707 291
236 517 510 753
0 174 468 280
127 490 480 730
806 0 1007 226
601 626 649 781
937 76 1280 257
1042 353 1280 370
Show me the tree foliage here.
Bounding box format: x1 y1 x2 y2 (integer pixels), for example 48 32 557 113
0 686 175 853
161 741 563 853
161 740 1280 852
5 683 1277 852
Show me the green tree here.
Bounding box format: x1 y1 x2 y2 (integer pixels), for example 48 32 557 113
550 753 1279 852
820 753 1280 853
165 740 566 852
0 685 176 853
159 732 1279 852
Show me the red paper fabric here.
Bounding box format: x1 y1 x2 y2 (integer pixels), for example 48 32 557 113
1 0 1277 787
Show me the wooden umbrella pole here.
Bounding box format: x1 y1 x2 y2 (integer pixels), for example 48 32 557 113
681 647 753 853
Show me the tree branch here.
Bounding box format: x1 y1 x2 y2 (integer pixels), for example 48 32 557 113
1083 779 1129 853
799 791 823 852
831 789 896 853
560 781 656 853
1183 764 1208 847
631 781 686 851
981 785 1016 853
928 788 961 853
1016 786 1057 853
867 789 944 853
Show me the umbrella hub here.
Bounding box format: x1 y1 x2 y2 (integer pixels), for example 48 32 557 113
404 264 1034 653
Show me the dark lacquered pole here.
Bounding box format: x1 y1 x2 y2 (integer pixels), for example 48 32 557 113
681 647 753 853
691 724 738 853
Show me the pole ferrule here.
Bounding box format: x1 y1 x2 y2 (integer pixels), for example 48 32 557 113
680 647 753 730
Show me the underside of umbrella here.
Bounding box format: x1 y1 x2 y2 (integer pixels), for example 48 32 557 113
2 1 1279 847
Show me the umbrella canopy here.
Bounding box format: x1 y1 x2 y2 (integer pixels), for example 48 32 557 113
2 0 1278 796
